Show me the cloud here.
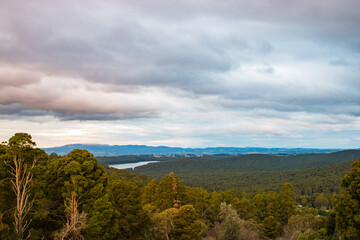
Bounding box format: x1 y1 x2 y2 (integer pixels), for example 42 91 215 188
0 67 41 88
0 71 174 120
0 0 359 147
329 59 350 66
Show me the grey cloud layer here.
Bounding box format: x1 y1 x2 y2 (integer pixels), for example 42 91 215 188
0 0 359 121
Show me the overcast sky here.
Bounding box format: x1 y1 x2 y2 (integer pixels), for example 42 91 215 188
0 0 360 148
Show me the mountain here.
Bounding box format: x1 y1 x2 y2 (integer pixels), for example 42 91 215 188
43 144 344 157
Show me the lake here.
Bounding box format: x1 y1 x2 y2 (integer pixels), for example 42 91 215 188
109 161 159 169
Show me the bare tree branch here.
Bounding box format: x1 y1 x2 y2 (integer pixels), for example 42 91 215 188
54 193 87 240
7 155 37 240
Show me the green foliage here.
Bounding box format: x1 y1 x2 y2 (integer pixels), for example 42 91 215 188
297 229 326 240
251 192 279 222
218 202 242 240
0 143 13 230
0 212 10 240
314 193 330 209
134 153 356 196
111 180 150 239
154 173 186 211
171 205 205 240
150 208 177 240
1 133 49 239
8 132 36 149
44 149 118 239
239 219 264 240
1 133 358 240
134 150 360 173
185 187 210 220
6 133 37 164
103 164 150 187
49 152 59 159
325 211 336 237
332 158 360 240
262 216 282 239
284 214 324 240
141 179 159 206
279 182 297 224
232 197 252 220
340 158 360 197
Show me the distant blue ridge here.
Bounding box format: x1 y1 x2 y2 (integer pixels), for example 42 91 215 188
43 144 345 157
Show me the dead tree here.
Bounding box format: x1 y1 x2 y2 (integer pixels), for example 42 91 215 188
8 155 37 240
54 194 87 240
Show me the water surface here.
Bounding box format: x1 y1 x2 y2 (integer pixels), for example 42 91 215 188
109 161 159 169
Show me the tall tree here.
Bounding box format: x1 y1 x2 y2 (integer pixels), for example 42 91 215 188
45 149 118 240
0 142 12 239
171 205 205 240
185 187 210 220
218 202 242 240
262 215 282 239
150 208 177 240
155 173 186 211
232 197 252 220
111 179 150 240
141 179 158 206
6 133 37 240
251 192 278 222
332 158 360 239
278 182 297 224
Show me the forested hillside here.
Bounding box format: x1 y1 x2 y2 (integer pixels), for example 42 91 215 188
133 150 360 173
155 161 352 194
1 133 359 240
132 150 360 194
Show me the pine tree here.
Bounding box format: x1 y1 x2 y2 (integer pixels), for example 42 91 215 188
278 182 297 224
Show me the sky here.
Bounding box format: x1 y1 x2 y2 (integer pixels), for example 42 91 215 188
0 0 360 148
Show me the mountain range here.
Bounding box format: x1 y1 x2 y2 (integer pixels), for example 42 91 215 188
43 144 345 157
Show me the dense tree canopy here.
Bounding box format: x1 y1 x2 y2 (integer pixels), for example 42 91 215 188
0 132 357 240
172 205 205 240
111 180 150 239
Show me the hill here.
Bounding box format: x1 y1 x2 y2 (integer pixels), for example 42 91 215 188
133 150 360 173
132 150 360 194
43 144 344 156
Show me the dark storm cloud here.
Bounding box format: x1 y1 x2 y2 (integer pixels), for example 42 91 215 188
0 103 158 121
0 103 49 117
0 0 359 121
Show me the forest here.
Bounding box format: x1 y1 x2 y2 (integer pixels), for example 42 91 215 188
0 133 359 240
132 151 360 195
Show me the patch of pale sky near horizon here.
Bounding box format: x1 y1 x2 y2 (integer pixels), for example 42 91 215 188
1 106 360 148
